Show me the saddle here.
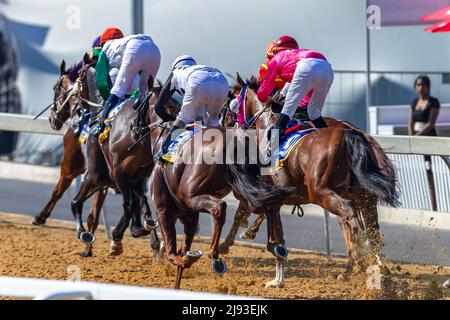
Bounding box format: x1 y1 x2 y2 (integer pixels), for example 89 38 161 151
81 100 128 144
160 123 203 164
271 119 315 170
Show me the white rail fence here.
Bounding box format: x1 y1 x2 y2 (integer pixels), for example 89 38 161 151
0 276 254 300
1 112 450 298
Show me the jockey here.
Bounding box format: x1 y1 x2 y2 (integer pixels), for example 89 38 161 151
257 36 334 146
94 27 161 136
153 55 229 163
258 36 313 114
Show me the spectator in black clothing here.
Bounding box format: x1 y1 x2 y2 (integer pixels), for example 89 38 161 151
409 75 440 138
408 75 440 210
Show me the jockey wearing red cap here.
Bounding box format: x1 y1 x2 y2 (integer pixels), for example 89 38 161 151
258 36 334 156
258 36 333 143
94 28 161 136
100 27 124 45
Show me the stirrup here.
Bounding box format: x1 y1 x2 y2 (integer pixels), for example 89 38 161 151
154 151 168 164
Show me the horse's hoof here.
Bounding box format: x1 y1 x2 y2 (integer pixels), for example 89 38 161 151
79 232 96 244
274 244 288 260
184 250 203 265
144 218 158 232
80 250 93 258
130 226 150 238
218 242 231 254
239 231 256 240
109 241 123 256
265 279 285 288
31 215 46 226
211 258 227 275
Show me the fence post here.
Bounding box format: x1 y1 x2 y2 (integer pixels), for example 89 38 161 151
425 160 438 211
323 209 331 258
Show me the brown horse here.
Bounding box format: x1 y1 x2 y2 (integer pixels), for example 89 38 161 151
220 75 399 288
31 60 87 226
220 105 396 256
145 103 294 289
34 59 152 257
70 65 182 257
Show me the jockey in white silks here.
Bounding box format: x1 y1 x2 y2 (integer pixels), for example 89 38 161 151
94 28 161 136
153 55 229 163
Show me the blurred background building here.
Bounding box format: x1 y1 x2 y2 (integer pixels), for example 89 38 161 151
0 0 449 164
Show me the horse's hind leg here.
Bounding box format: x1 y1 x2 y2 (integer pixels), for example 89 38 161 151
310 187 360 270
80 188 107 257
219 201 251 254
240 213 265 240
185 195 227 275
265 205 287 288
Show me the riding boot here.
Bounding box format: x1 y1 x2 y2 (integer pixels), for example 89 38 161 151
154 125 181 163
267 113 290 158
312 116 328 129
94 94 120 137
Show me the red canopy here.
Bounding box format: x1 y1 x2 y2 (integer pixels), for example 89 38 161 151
421 6 450 21
424 19 450 32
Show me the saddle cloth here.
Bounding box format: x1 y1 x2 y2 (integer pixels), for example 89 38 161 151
98 100 128 143
272 119 315 169
161 123 203 164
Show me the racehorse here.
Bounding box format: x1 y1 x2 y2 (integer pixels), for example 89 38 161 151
221 74 399 288
33 59 153 257
70 58 182 257
31 60 88 227
219 77 396 256
145 98 294 289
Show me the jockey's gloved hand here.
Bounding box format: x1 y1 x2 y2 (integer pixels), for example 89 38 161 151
312 116 328 129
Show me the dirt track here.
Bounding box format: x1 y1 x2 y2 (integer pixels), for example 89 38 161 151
0 213 449 300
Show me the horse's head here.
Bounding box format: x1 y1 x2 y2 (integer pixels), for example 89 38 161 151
49 60 82 130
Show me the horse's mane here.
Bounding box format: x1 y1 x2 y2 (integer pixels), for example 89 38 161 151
66 61 83 82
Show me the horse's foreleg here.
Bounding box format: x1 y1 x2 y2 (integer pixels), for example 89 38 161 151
110 184 135 256
173 212 201 290
186 195 227 275
33 174 76 225
71 177 99 239
80 188 107 258
219 201 251 254
130 188 152 238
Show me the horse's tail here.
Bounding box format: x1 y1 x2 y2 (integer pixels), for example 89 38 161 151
343 129 400 207
225 136 294 209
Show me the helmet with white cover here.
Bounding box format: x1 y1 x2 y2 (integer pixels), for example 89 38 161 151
171 55 197 70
